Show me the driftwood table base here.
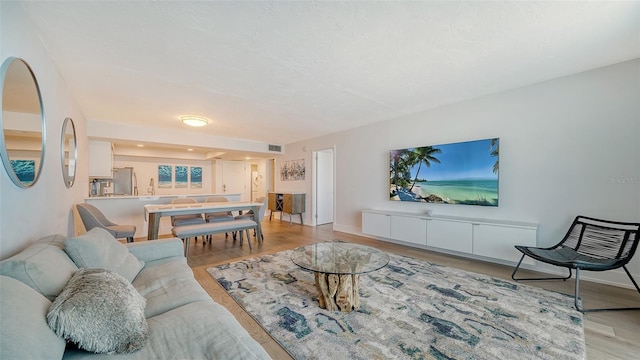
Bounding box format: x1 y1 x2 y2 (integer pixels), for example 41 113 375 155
314 272 360 312
291 242 389 312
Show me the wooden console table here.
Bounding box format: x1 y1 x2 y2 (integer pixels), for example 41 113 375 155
268 192 305 225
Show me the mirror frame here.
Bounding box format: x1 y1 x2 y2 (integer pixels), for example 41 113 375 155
60 117 77 188
0 57 46 189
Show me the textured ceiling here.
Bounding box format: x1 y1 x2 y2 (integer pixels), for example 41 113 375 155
19 1 640 147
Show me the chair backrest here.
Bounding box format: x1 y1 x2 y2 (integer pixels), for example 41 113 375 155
170 198 202 224
172 197 198 205
76 203 116 231
560 216 640 264
205 196 228 203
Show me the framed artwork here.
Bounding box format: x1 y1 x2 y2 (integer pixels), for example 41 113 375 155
158 165 172 188
190 166 202 188
175 166 188 188
280 159 305 181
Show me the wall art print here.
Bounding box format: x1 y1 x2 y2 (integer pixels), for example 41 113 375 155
175 165 188 188
158 165 172 188
280 159 305 181
190 166 202 189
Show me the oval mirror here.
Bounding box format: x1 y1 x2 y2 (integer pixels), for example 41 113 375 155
0 57 45 188
61 117 77 188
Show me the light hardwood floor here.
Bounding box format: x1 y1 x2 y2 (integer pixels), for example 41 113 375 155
159 219 640 360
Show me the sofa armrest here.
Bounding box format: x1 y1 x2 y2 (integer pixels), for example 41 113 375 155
125 238 184 262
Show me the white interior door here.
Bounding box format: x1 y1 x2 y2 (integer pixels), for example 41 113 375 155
222 161 247 201
315 149 334 225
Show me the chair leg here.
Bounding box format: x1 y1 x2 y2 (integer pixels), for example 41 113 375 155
126 236 134 243
181 237 190 258
511 254 572 282
575 266 640 313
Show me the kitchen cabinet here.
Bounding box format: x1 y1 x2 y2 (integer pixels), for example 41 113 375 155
88 141 113 178
362 209 537 265
268 192 305 225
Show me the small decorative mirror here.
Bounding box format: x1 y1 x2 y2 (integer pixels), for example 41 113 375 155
60 117 77 188
0 57 45 188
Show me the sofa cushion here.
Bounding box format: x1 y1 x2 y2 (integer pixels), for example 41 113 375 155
132 257 194 296
64 228 144 282
132 257 210 318
47 268 149 354
0 234 78 301
0 275 66 359
62 300 272 360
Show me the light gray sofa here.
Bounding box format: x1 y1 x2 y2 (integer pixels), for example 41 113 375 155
0 228 272 359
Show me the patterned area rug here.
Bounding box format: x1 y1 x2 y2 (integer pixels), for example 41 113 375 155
207 249 585 360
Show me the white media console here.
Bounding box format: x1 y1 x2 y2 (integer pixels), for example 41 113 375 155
362 209 538 266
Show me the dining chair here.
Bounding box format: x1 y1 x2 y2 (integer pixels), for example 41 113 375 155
235 196 267 243
75 203 136 242
204 196 235 243
170 198 206 245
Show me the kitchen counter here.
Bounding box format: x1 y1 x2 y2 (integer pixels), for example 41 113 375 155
84 193 242 238
86 193 240 200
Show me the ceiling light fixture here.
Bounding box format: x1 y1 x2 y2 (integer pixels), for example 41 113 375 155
180 115 209 127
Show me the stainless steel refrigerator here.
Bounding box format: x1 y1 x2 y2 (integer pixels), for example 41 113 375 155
112 167 134 195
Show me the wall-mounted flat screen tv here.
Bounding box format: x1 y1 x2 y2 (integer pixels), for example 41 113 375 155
390 138 499 206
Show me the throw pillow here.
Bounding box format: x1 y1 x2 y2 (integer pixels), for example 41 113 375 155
0 234 78 301
0 275 66 359
64 227 144 282
47 268 149 354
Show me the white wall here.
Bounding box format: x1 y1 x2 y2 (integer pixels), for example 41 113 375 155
278 59 640 287
1 2 88 259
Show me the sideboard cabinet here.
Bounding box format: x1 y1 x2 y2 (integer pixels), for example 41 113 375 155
268 192 306 225
362 209 536 265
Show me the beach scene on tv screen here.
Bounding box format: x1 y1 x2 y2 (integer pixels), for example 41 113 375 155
390 138 499 206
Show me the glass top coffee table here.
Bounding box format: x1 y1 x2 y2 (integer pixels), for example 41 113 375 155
291 241 390 312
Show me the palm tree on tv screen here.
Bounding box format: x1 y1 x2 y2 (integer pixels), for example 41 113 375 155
408 146 442 192
490 138 499 174
390 149 412 194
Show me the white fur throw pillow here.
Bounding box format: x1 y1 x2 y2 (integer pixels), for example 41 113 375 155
47 268 148 354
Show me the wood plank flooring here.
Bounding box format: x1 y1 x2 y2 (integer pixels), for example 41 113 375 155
158 219 639 360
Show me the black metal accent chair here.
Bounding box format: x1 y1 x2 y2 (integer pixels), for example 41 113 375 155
511 215 640 313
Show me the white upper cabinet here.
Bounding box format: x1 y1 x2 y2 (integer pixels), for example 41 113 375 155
88 141 113 178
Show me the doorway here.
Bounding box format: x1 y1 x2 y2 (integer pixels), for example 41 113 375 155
313 148 334 226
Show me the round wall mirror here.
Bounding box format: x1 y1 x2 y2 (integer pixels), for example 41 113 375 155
61 117 77 188
0 57 46 188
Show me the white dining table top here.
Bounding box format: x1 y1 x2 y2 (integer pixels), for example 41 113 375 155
144 201 262 214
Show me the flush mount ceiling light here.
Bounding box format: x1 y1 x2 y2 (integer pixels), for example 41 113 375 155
180 115 209 127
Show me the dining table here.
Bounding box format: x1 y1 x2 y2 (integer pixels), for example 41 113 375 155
144 201 263 240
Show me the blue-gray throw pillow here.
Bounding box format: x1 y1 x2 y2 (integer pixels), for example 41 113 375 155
46 268 148 354
64 228 144 282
